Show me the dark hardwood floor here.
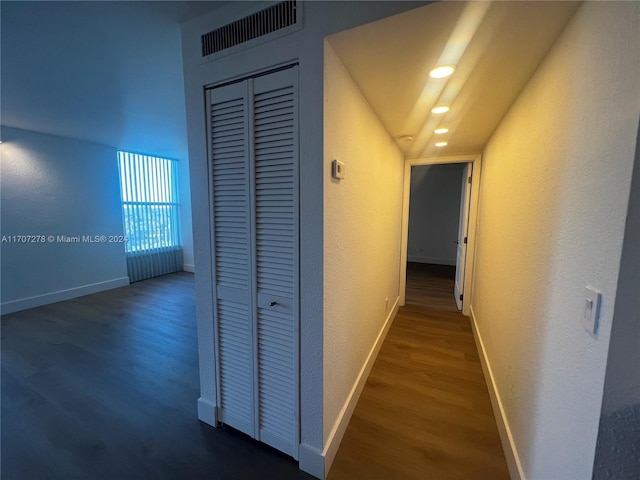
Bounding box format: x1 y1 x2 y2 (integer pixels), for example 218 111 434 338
1 273 312 480
328 262 509 480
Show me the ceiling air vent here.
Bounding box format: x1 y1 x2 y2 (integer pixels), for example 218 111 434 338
201 0 298 57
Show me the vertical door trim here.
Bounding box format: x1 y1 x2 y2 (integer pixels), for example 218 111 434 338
205 88 221 424
290 65 301 460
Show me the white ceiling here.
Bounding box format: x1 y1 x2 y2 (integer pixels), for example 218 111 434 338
2 1 579 160
1 1 224 159
327 1 581 158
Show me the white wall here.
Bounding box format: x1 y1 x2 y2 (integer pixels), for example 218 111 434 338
471 3 640 479
1 1 196 275
407 163 465 265
323 42 405 471
0 127 129 313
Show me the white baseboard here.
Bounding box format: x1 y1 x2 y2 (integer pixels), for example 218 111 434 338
322 296 400 478
469 305 525 480
299 443 324 479
183 263 195 273
1 277 130 315
197 397 217 426
407 255 456 266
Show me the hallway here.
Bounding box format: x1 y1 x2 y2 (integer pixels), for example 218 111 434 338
328 263 509 479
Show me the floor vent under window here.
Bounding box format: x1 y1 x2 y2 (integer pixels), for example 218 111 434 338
201 0 297 57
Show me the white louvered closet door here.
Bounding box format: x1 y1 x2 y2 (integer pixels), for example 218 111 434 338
252 68 298 457
208 66 299 459
209 82 255 437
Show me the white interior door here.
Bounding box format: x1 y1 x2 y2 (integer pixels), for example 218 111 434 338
455 164 472 310
208 66 299 459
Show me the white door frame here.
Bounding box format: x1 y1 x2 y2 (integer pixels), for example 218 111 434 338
400 154 482 316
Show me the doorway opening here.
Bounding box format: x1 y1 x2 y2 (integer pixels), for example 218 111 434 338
400 154 481 316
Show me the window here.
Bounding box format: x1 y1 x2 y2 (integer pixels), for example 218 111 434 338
117 151 183 282
117 151 180 253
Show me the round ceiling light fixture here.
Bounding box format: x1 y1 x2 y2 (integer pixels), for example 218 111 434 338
431 105 450 114
397 135 414 142
435 141 448 147
434 128 449 134
429 65 456 79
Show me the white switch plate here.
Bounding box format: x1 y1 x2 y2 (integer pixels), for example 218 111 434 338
332 159 345 179
583 287 601 335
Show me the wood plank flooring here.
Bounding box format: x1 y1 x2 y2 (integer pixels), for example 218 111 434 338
1 273 313 480
328 263 509 480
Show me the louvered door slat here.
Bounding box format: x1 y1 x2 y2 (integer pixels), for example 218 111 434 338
258 272 293 283
253 68 298 458
256 251 292 261
255 122 295 132
255 106 294 120
210 83 254 437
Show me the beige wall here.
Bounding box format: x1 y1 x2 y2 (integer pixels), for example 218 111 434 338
323 41 405 461
472 2 640 479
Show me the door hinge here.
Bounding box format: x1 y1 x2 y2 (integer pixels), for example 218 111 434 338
468 175 472 184
463 237 468 244
459 294 463 301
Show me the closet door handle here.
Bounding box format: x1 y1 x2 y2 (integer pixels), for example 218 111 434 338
269 301 277 307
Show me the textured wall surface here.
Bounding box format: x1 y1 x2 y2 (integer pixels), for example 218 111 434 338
323 42 404 440
0 127 128 306
472 2 640 479
407 163 465 265
593 119 640 480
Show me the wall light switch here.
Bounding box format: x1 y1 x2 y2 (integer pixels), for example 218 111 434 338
583 287 601 335
332 159 345 180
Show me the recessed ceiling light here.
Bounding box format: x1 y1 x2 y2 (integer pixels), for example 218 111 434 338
434 128 449 135
431 105 450 114
429 65 456 79
435 141 448 147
